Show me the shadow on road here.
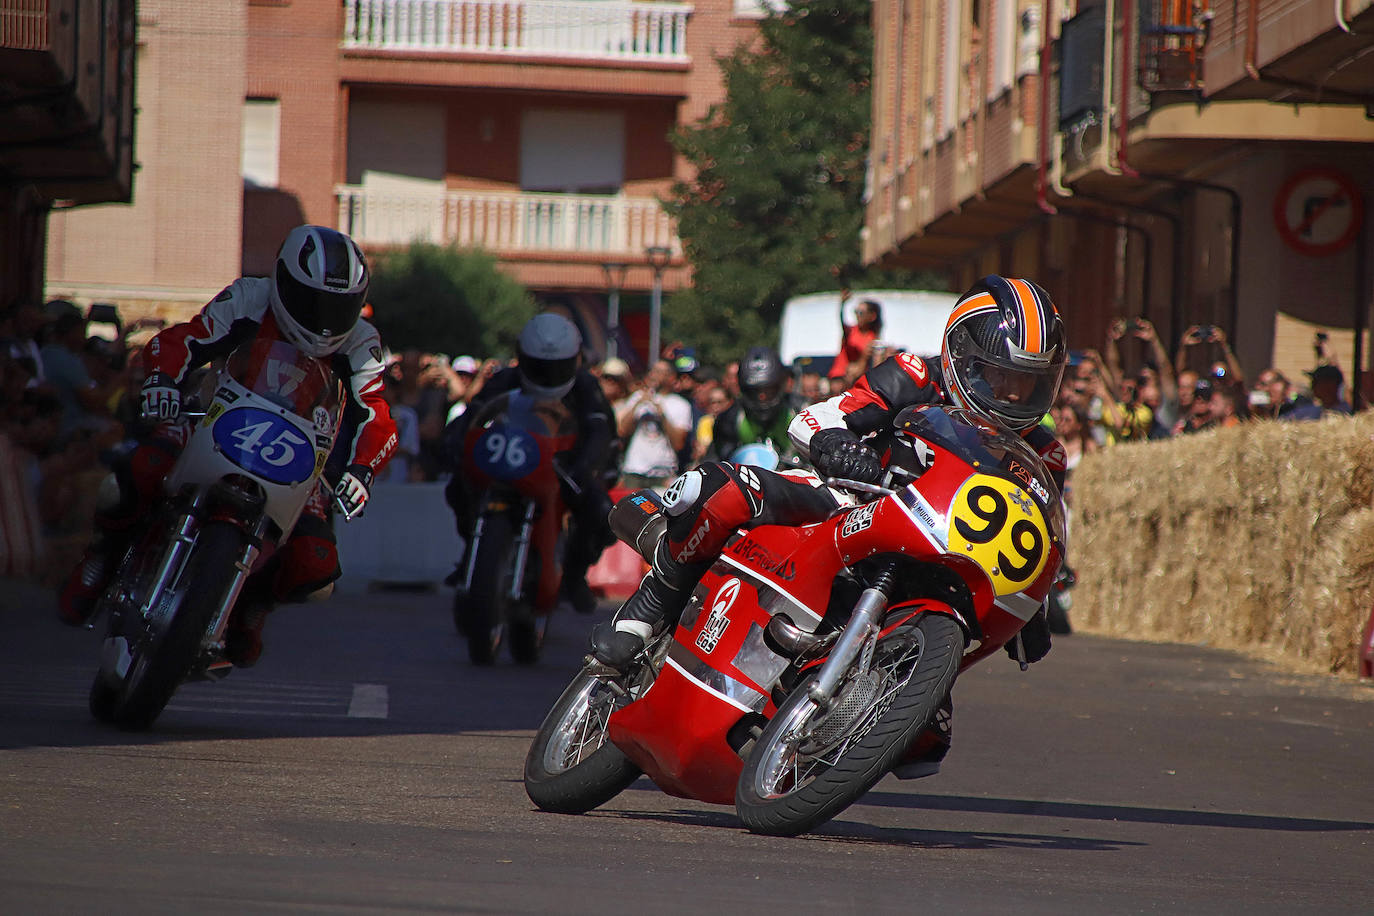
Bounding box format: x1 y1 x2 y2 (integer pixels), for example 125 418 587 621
861 791 1374 833
586 803 1142 851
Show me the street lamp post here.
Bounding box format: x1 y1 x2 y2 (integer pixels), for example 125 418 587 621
600 261 628 360
645 245 672 366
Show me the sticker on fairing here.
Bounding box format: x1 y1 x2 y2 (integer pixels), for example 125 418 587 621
211 406 317 485
472 424 539 480
946 473 1050 596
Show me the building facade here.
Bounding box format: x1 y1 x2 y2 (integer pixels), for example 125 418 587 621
1 0 138 312
45 0 770 362
865 0 1374 398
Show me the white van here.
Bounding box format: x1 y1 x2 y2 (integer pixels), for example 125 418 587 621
778 289 959 371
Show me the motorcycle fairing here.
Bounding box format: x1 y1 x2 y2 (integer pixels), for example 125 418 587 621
167 341 339 534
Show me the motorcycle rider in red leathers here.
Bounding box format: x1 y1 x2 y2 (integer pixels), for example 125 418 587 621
58 225 398 667
590 275 1069 776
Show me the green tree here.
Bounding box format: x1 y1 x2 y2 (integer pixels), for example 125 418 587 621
367 243 535 358
665 0 934 367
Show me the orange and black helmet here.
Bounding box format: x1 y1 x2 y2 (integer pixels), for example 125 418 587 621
940 275 1066 432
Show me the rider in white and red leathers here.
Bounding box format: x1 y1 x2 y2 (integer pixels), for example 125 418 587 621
59 226 397 667
590 275 1069 776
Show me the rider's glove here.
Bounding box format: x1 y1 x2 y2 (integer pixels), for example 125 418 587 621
139 372 181 421
335 463 374 519
809 428 884 485
1006 606 1053 664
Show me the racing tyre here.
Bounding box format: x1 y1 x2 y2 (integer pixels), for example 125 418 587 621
454 513 516 665
736 613 965 837
104 521 245 730
524 655 660 813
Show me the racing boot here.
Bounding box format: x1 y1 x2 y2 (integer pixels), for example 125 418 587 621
57 538 115 627
589 538 707 671
562 567 599 615
224 600 271 668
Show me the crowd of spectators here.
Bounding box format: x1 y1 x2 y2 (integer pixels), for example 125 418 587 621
1 289 1364 582
0 299 163 577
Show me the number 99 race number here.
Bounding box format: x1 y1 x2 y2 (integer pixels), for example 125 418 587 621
947 474 1050 595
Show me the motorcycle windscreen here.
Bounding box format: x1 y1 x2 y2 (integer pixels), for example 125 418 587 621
211 340 341 486
225 338 340 419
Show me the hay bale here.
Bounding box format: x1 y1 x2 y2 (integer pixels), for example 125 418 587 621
1070 412 1374 677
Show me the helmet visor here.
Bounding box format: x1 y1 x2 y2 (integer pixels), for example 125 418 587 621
950 329 1065 427
275 263 367 338
520 354 577 390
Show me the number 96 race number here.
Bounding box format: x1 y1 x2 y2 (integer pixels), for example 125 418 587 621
947 474 1050 595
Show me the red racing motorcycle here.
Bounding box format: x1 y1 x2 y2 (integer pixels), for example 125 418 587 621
452 390 577 665
525 404 1065 836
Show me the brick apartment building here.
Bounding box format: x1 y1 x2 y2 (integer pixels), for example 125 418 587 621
1 0 137 313
865 0 1374 399
44 0 772 363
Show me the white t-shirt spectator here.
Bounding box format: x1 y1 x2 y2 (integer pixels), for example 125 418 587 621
619 389 692 482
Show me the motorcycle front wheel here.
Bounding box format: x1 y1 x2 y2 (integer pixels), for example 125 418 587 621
523 647 663 813
453 513 517 665
94 520 245 730
735 612 965 837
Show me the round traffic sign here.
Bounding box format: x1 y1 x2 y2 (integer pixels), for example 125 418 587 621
1272 167 1364 257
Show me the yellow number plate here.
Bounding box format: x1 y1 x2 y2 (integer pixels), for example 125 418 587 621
947 473 1050 596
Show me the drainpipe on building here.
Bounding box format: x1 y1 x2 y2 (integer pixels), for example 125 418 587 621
1098 0 1122 176
890 0 905 257
1115 0 1138 178
1245 0 1262 81
1036 0 1057 214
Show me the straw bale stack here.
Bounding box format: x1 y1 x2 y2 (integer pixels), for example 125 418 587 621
1070 411 1374 676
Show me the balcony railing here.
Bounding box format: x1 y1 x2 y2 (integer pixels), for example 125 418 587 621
336 185 679 256
341 0 692 63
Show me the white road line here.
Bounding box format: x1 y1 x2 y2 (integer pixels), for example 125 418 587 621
347 683 388 719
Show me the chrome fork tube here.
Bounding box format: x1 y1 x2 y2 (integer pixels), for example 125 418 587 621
806 586 889 710
460 515 486 593
204 515 271 645
139 493 207 617
507 502 537 601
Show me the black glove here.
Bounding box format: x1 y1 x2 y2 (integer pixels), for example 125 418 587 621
809 428 883 485
1006 607 1053 664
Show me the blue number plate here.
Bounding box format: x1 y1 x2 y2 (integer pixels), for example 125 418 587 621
472 424 540 481
211 406 317 485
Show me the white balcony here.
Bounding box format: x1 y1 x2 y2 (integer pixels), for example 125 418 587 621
341 0 693 64
336 185 679 257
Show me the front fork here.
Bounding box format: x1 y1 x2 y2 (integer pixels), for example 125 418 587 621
805 565 898 711
458 500 536 603
202 513 272 652
507 502 537 602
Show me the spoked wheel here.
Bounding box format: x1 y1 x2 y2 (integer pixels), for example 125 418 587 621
523 638 665 813
96 521 245 730
735 613 965 837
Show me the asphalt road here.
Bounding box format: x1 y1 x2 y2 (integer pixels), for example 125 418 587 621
2 576 1372 914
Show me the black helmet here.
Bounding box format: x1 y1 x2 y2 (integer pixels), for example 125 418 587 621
738 346 787 426
272 225 369 357
940 275 1066 432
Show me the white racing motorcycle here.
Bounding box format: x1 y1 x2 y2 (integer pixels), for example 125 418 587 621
87 336 348 729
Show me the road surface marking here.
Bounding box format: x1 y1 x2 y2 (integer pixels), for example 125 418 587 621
348 683 389 719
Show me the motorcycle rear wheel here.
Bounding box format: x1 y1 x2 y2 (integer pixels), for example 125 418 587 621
97 521 245 730
454 513 517 665
524 658 656 814
735 613 965 837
